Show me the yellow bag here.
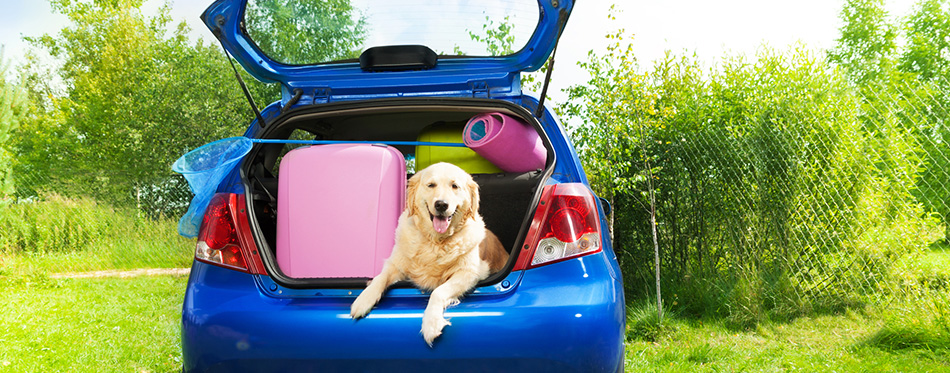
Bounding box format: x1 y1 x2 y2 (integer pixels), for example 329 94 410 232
415 121 502 174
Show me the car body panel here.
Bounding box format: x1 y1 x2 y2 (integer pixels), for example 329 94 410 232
182 252 623 373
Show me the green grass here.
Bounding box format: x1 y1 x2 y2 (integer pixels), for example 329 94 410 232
622 245 950 371
878 241 950 353
0 196 947 371
0 195 193 276
0 271 946 372
892 241 950 288
917 242 950 284
0 273 187 373
624 308 949 372
1 234 193 276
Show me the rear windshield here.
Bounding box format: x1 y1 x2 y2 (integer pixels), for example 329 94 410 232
243 0 541 65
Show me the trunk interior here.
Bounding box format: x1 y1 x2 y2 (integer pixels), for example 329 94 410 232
240 99 552 288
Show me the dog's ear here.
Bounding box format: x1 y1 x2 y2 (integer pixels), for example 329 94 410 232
406 173 421 217
465 178 480 221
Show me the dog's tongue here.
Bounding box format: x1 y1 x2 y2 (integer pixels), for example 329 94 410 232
433 216 450 234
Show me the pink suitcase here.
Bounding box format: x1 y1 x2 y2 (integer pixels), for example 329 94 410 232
276 144 406 278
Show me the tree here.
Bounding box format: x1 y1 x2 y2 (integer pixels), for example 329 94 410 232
13 0 364 217
466 16 518 56
0 49 27 201
829 0 950 241
456 15 552 96
14 0 254 214
244 0 366 65
900 0 950 80
898 0 950 241
827 0 898 84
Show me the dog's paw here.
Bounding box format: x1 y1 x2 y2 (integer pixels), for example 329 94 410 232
350 293 376 319
421 312 451 347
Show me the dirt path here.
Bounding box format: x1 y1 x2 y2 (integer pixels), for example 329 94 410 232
50 268 191 279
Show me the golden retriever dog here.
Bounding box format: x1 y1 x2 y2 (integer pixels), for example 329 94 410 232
350 162 508 346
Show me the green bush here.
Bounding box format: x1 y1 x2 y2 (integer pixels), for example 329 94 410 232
563 39 940 323
0 194 192 274
2 195 102 254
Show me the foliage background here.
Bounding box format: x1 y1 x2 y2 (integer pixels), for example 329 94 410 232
0 0 947 371
0 0 946 359
561 0 950 334
0 0 364 270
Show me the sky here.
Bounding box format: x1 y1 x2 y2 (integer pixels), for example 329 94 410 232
0 0 920 105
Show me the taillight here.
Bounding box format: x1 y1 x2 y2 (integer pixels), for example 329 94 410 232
195 193 265 274
514 183 603 270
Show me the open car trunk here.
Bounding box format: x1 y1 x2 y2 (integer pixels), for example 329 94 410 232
240 98 552 289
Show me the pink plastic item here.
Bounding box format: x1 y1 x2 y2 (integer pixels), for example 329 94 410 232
276 144 406 278
463 112 547 173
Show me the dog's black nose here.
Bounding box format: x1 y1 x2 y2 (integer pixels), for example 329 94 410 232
434 200 449 213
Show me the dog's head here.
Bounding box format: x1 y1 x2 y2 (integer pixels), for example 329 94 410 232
406 162 480 237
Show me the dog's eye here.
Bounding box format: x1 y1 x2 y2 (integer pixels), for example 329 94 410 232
451 183 459 190
427 183 436 188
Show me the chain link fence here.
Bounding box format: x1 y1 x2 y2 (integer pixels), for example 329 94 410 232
0 170 194 276
606 75 950 324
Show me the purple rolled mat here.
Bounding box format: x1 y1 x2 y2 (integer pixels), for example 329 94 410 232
463 112 546 173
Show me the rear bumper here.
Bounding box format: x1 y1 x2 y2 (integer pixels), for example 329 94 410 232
181 255 624 372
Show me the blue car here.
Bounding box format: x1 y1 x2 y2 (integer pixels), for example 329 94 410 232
181 0 625 371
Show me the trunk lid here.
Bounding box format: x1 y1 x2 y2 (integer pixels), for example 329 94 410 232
201 0 573 101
